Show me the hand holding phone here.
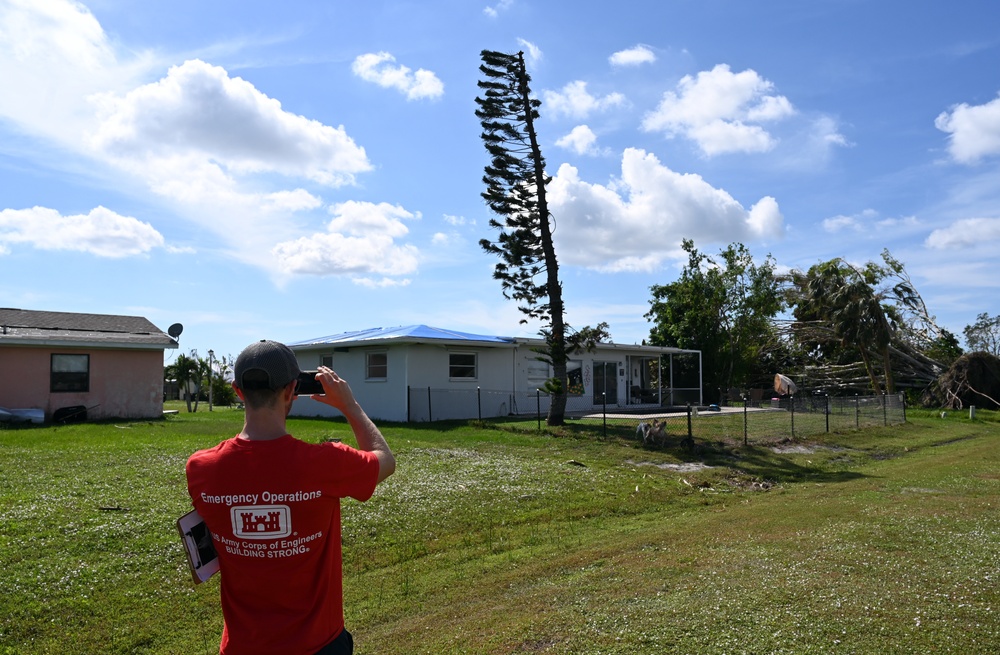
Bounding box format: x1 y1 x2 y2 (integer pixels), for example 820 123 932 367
296 371 324 395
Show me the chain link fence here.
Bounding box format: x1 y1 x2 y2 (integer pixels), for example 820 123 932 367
565 392 907 446
406 386 906 446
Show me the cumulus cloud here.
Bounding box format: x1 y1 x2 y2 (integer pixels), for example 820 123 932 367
91 59 372 187
555 125 604 155
352 52 444 101
609 45 656 67
926 217 1000 249
935 93 1000 164
642 64 796 156
272 201 419 279
547 148 783 272
0 2 421 286
0 0 153 142
542 81 626 120
0 206 164 257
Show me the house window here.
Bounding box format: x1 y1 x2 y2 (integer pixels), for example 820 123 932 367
366 352 387 380
567 360 584 395
449 353 477 380
51 354 89 393
526 360 550 388
320 354 334 368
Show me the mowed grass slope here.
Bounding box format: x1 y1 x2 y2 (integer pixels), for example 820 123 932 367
1 407 998 654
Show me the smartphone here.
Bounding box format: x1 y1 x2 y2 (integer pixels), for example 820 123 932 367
177 509 219 584
296 370 324 395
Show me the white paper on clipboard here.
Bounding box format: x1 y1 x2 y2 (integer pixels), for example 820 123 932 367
177 508 219 584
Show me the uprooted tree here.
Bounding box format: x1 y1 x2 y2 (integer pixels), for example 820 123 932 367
475 49 607 425
784 249 951 396
932 351 1000 409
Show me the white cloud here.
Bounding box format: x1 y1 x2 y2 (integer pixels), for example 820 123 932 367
272 201 420 278
352 51 444 101
555 125 603 156
0 0 155 142
823 209 878 232
642 64 796 156
823 209 920 235
543 81 626 120
547 148 783 272
484 0 514 18
352 276 412 289
443 214 469 226
935 93 1000 164
0 206 164 257
926 217 1000 249
517 38 542 66
91 59 373 187
609 45 656 67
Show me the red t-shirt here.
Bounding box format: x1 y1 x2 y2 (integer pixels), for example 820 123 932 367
186 434 380 655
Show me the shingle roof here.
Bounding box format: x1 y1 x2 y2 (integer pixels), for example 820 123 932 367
289 325 516 348
0 308 178 349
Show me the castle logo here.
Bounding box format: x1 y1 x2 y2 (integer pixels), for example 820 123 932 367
230 504 291 539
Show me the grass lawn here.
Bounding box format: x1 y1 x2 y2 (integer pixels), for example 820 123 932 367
1 405 999 654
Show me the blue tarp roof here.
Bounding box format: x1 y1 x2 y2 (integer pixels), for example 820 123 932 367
289 325 516 348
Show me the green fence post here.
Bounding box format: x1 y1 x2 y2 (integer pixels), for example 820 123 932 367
883 392 887 426
790 394 795 439
743 395 748 447
825 394 830 433
536 389 541 430
686 403 692 439
477 386 482 421
855 394 860 430
428 386 433 423
602 392 607 439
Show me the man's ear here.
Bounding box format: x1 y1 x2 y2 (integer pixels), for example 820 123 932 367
232 382 245 401
283 380 298 402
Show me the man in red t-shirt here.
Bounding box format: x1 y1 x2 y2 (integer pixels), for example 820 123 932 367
186 340 396 655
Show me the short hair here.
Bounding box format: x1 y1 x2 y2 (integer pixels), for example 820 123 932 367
239 371 284 409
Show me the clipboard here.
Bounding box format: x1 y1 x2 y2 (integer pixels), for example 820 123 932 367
177 508 220 584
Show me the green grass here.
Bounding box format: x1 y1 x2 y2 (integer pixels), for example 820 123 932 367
1 405 999 654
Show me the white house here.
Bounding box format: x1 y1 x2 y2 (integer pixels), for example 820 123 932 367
288 325 701 422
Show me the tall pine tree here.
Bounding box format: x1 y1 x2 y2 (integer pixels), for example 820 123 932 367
475 49 570 425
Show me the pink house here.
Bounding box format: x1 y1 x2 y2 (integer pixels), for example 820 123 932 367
0 308 178 421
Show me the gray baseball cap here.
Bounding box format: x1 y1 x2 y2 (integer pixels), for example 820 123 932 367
234 340 301 390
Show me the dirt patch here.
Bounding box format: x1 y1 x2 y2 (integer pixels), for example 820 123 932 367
627 460 712 472
771 444 818 454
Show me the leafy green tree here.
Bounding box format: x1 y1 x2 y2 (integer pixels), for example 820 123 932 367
475 49 570 425
925 329 963 368
963 312 1000 355
208 353 238 407
646 240 785 402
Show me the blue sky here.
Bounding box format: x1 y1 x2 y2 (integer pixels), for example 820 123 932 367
2 0 999 367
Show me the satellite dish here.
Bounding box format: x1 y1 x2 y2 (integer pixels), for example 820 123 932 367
168 323 184 339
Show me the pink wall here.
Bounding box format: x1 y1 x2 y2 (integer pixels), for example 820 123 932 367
0 346 166 420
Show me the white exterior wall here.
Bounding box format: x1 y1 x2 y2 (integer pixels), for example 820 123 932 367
291 345 409 422
290 337 698 422
404 344 516 421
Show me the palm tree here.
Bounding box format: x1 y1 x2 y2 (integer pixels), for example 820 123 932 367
165 352 201 412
